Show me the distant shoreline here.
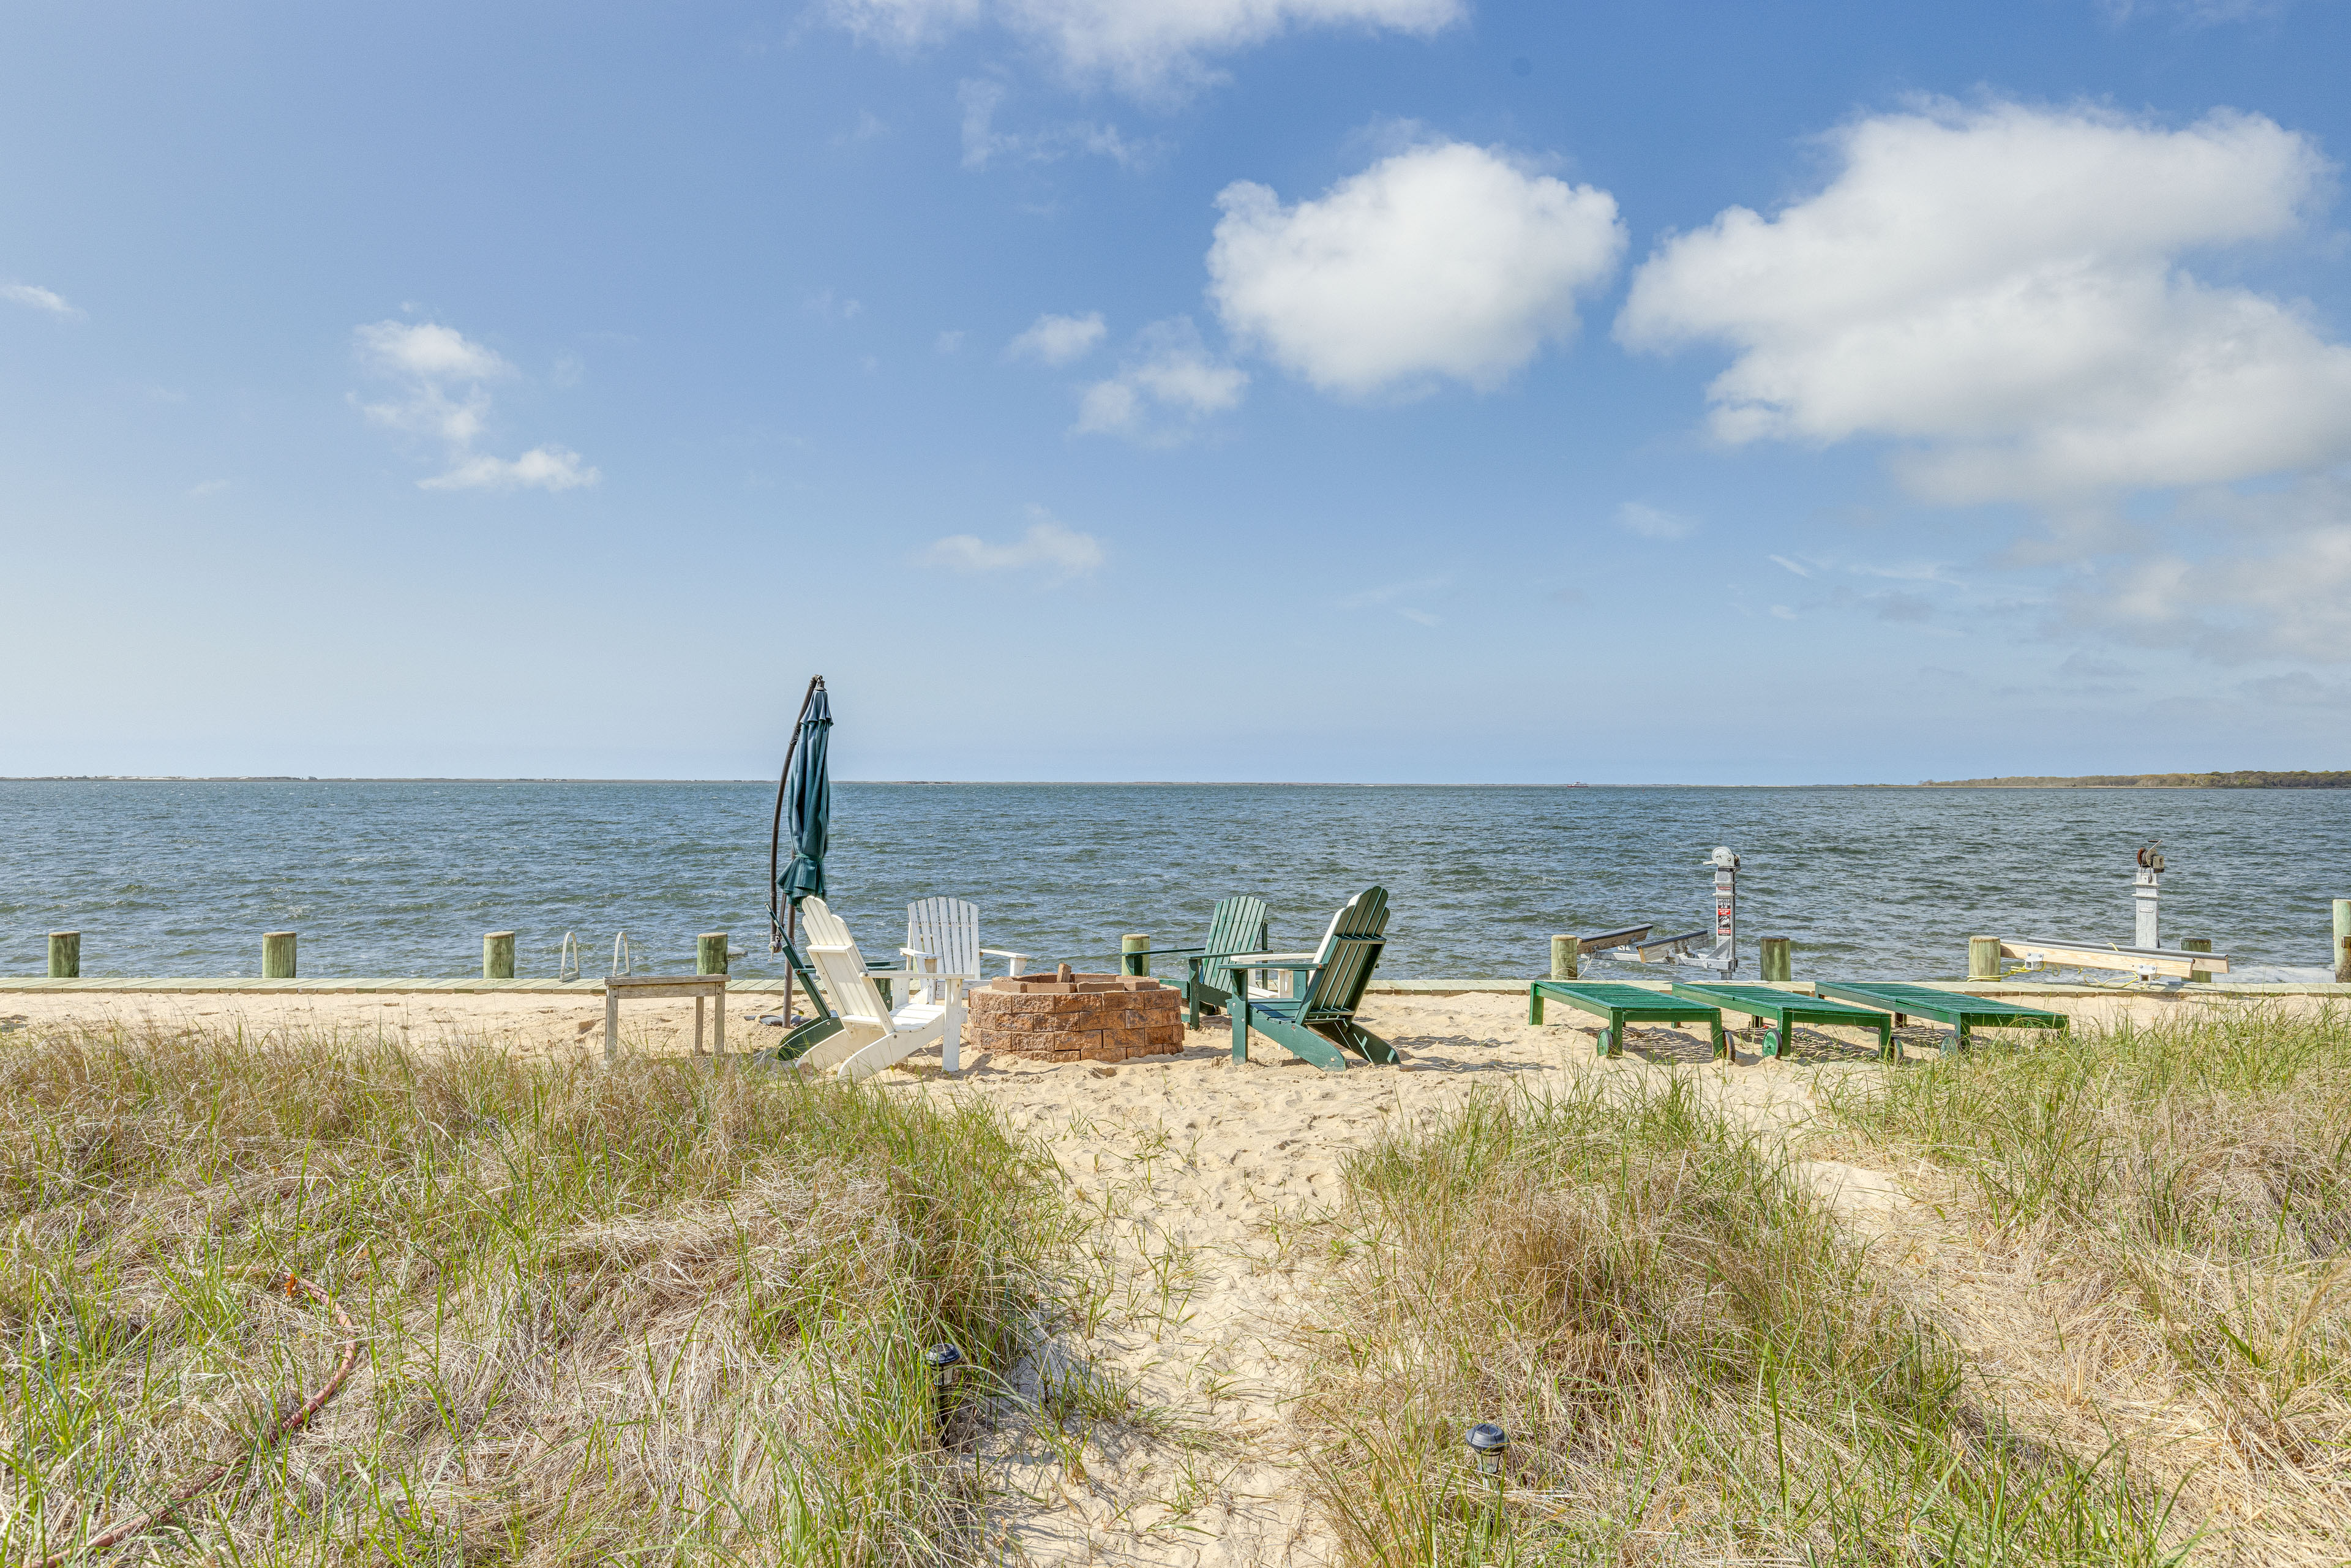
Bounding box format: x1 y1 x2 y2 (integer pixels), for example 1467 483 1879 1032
1917 771 2351 789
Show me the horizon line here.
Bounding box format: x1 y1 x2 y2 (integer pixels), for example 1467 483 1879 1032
1 775 1922 788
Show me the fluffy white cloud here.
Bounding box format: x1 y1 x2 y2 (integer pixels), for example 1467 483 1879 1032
923 508 1104 577
1618 102 2351 503
3 281 82 319
354 320 599 493
831 0 1462 96
1074 317 1247 441
2072 476 2351 662
356 321 504 448
357 320 507 381
1007 310 1108 365
1208 142 1625 396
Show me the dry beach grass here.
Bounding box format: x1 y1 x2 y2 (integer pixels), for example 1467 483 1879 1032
2 996 2346 1566
1 1021 1072 1565
1297 1005 2350 1567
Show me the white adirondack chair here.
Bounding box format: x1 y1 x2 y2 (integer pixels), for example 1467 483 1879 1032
792 897 965 1080
902 898 1032 1004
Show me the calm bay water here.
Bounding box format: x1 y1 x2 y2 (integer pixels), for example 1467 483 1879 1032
2 781 2345 982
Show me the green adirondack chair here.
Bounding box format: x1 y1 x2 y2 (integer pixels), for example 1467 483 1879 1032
1227 887 1398 1072
1172 895 1272 1027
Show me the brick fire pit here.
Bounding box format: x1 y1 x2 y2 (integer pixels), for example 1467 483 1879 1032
966 970 1187 1063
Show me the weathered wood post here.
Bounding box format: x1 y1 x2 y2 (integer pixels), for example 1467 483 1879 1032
483 931 516 980
1550 936 1578 981
263 931 297 980
1122 933 1149 978
1968 935 2001 981
2334 899 2350 983
692 937 730 1059
2181 937 2211 983
1760 937 1793 983
48 932 80 979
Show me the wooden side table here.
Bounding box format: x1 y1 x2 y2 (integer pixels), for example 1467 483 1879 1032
604 974 728 1063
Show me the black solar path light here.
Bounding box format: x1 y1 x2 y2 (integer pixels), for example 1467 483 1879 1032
924 1342 963 1445
1466 1422 1507 1476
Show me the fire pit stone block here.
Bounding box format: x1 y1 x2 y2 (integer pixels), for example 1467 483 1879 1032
967 972 1186 1063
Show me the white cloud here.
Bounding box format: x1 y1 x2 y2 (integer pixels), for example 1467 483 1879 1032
357 319 509 381
1008 310 1107 365
187 479 230 498
1618 101 2351 504
1074 317 1247 441
2102 0 2286 23
957 79 1152 170
2072 475 2351 662
922 507 1104 577
1616 502 1692 540
1769 605 1799 620
3 281 82 319
831 0 1463 97
353 319 599 493
936 329 967 354
1208 141 1625 397
420 446 600 493
1768 554 1812 577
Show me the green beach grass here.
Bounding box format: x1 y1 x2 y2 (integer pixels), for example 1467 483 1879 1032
1292 1011 2351 1567
1 1021 1072 1565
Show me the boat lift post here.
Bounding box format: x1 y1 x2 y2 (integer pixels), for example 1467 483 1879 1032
1580 846 1741 978
1705 846 1738 974
1989 842 2230 983
2134 843 2163 950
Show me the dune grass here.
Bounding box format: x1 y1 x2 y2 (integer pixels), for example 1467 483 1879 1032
1819 1005 2351 1564
1 1021 1071 1566
1299 1076 2192 1567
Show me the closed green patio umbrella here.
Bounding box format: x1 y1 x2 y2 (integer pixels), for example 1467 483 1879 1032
768 676 832 1029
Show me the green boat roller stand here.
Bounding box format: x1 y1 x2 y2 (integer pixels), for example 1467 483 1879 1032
1528 980 1728 1061
1667 981 1896 1062
1813 981 2069 1056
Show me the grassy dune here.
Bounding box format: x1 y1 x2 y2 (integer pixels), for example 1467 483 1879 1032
1 1024 1068 1566
1300 1011 2351 1566
9 1010 2345 1566
1821 1007 2351 1565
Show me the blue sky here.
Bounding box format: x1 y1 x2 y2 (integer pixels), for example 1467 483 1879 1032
5 0 2349 784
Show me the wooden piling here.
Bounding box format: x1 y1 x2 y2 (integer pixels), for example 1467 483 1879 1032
2336 900 2351 983
1122 934 1149 978
1968 935 2001 981
2181 937 2211 983
48 932 80 980
483 931 516 980
263 932 297 980
698 932 729 975
1760 937 1792 983
1550 936 1578 981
